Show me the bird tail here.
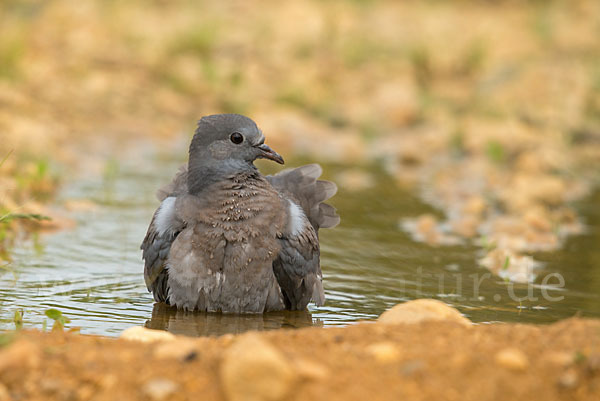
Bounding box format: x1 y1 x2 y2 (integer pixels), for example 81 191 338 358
267 164 340 231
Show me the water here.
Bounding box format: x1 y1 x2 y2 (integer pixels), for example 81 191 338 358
1 151 599 336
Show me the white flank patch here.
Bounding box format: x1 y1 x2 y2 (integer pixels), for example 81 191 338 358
288 200 306 236
154 197 177 236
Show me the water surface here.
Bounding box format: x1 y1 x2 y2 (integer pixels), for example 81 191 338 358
1 152 599 336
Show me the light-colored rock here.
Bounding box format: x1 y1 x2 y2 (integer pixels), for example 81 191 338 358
293 358 329 381
0 382 11 401
495 348 529 371
557 369 578 388
153 339 199 361
378 299 471 327
120 326 175 343
0 339 40 374
546 351 573 367
142 378 179 401
478 248 538 283
220 333 297 401
365 342 402 363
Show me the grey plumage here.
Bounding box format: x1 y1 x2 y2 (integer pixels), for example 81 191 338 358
141 114 339 313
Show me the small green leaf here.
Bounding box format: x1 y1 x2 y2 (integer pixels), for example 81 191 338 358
502 256 510 270
45 308 62 320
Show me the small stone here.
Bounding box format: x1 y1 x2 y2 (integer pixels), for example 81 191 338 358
463 196 487 217
220 333 297 401
142 378 179 401
99 374 117 390
557 369 578 389
365 342 402 363
120 326 175 343
153 339 199 361
0 339 40 374
40 378 62 394
400 360 425 375
378 299 471 327
294 359 329 381
76 385 95 401
495 348 529 371
0 383 11 401
416 214 438 237
546 352 573 367
587 353 600 373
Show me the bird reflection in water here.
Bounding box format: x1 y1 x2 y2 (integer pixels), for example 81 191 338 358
145 302 321 337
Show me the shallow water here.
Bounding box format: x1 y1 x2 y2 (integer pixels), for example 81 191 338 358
1 152 599 337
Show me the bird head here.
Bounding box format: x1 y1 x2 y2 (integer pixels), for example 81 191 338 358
188 114 284 193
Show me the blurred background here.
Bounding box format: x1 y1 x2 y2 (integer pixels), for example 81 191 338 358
1 0 600 335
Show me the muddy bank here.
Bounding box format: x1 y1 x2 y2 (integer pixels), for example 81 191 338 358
1 316 599 401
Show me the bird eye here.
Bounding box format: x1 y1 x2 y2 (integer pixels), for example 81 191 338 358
230 132 244 144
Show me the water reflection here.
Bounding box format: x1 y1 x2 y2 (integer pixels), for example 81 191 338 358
145 302 320 336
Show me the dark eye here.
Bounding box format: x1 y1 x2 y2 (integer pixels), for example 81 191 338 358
230 132 244 144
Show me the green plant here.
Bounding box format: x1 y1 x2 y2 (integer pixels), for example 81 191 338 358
486 140 506 164
45 308 71 331
13 309 23 330
409 45 432 89
0 212 51 224
0 150 13 168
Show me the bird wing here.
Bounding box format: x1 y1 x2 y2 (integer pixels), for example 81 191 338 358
272 201 324 310
267 164 340 310
141 167 188 303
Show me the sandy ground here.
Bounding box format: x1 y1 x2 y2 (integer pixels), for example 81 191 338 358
1 315 599 401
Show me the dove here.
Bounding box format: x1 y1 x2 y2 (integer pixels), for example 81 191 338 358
141 114 339 313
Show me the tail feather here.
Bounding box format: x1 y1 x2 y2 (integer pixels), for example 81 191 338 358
267 164 340 231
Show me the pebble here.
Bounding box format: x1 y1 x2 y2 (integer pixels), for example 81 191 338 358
557 369 579 389
142 378 179 401
153 339 199 361
378 299 471 327
0 383 11 401
587 353 600 373
294 359 329 381
494 348 529 371
546 352 573 367
120 326 176 343
220 333 297 401
365 342 402 363
0 340 40 375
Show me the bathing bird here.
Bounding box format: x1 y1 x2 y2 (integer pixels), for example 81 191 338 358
141 114 339 313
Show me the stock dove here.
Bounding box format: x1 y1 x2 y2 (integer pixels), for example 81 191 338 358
141 114 339 313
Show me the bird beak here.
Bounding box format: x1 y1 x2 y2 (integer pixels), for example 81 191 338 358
256 143 284 164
